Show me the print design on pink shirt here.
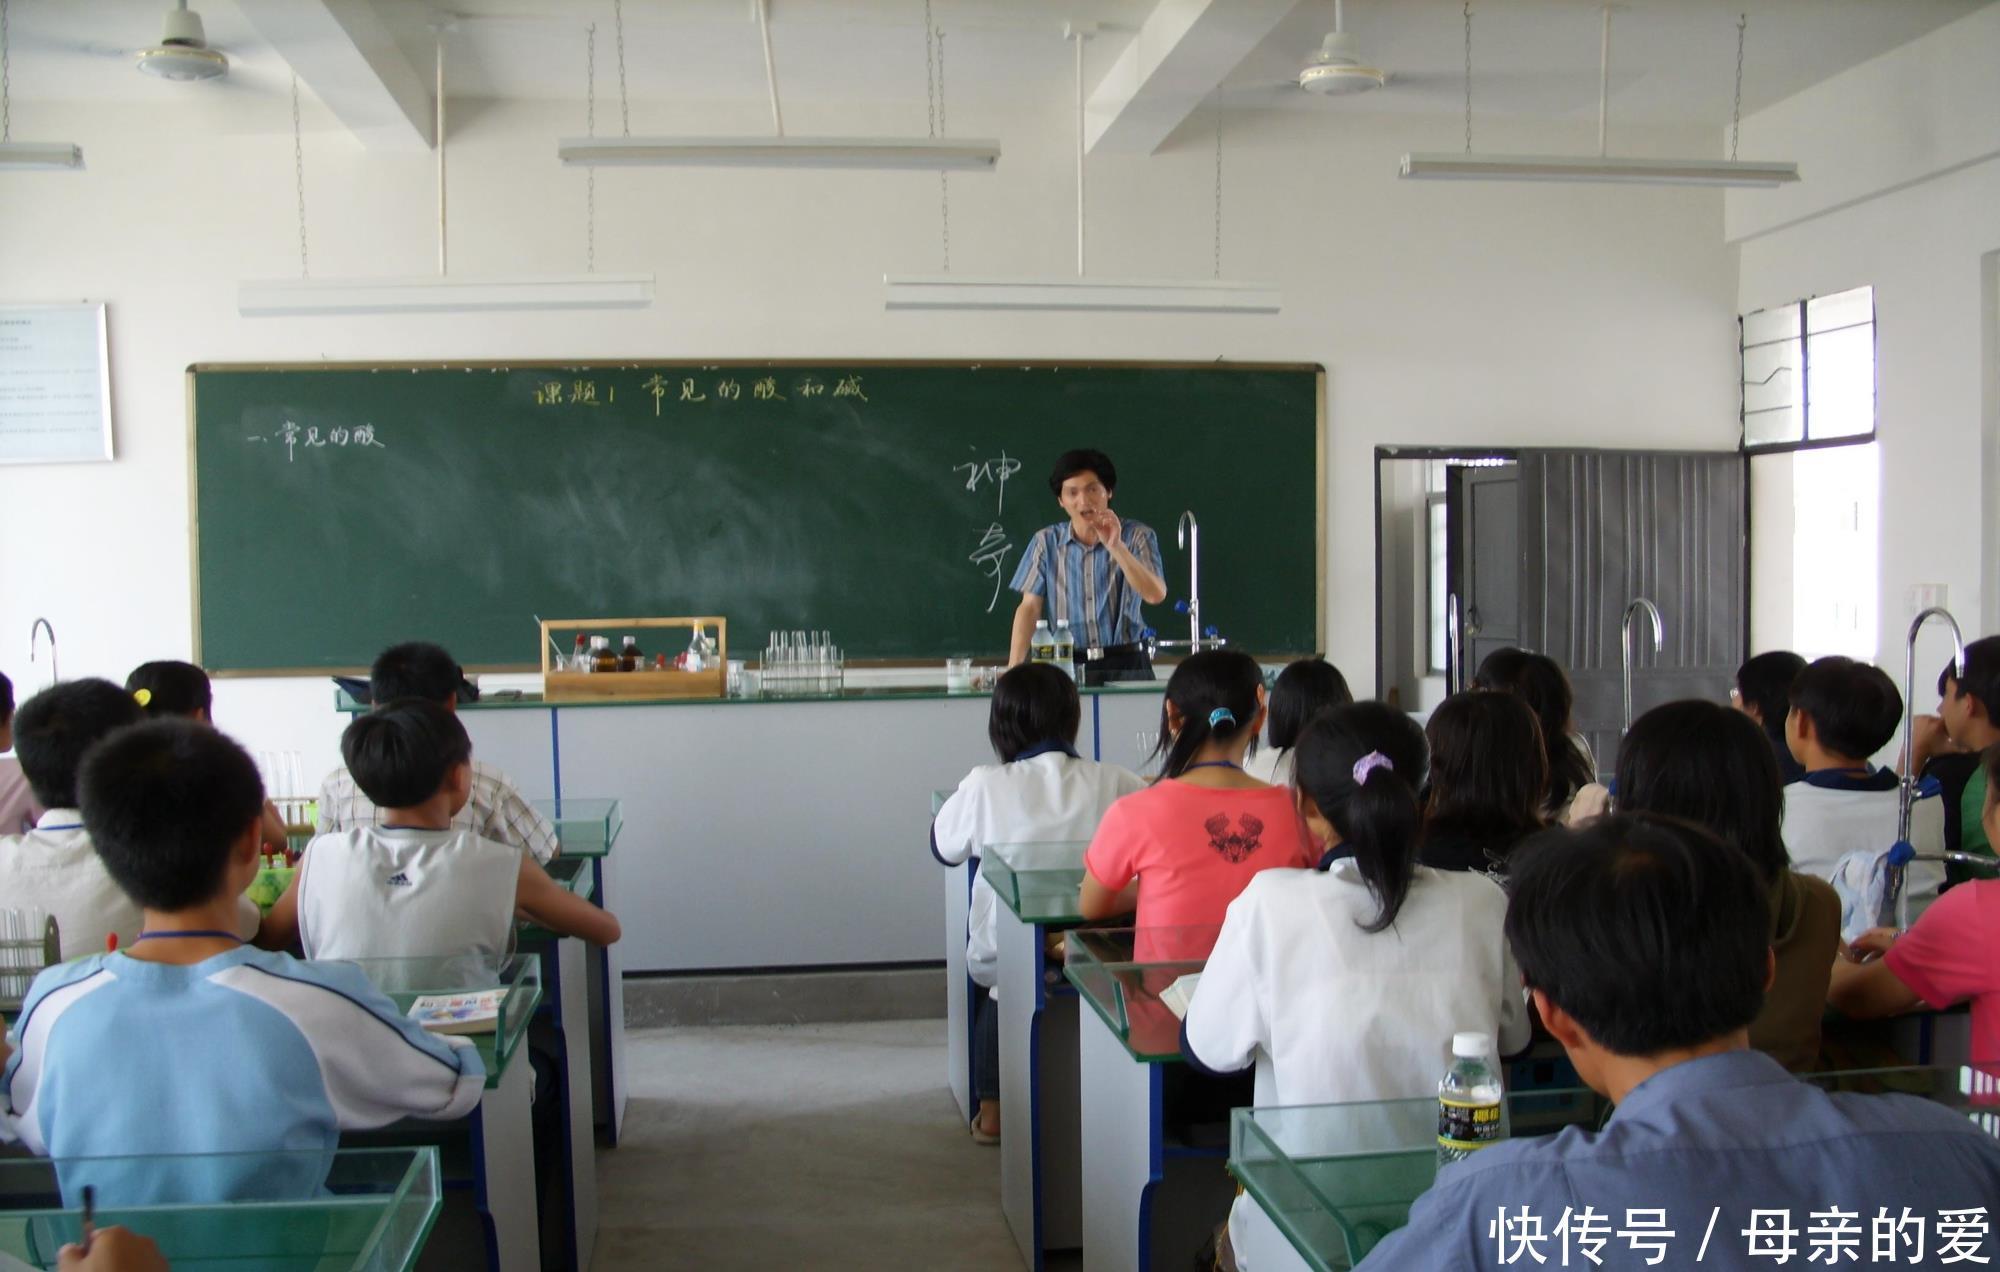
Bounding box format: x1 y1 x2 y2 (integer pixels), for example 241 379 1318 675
1204 813 1265 863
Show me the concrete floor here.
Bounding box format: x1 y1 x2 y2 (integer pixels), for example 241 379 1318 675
593 1019 1042 1271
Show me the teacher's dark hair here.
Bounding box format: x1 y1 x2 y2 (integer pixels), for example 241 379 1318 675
1266 657 1354 751
1048 449 1118 497
1473 648 1593 812
1506 814 1769 1056
989 663 1083 762
1152 650 1263 782
1294 702 1427 933
1616 699 1790 883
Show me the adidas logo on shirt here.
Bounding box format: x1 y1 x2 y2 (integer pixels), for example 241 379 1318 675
385 872 413 888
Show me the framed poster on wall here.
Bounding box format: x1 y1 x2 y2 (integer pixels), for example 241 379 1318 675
0 302 114 464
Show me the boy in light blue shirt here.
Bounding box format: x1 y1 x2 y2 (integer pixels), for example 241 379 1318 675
2 720 484 1205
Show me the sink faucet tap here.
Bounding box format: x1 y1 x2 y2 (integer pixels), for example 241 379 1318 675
1176 511 1201 654
1620 598 1663 733
30 618 57 684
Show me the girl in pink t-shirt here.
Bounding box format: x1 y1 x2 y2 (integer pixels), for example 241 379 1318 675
1080 651 1314 937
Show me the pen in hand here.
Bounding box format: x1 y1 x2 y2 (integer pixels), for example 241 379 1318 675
80 1184 95 1255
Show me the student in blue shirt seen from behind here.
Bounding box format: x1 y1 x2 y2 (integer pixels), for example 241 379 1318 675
2 720 485 1207
1357 813 2000 1271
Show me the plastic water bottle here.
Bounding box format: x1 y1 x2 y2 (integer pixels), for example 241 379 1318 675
1437 1032 1507 1168
1052 619 1077 679
1030 618 1057 666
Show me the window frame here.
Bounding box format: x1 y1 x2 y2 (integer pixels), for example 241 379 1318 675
1739 285 1878 456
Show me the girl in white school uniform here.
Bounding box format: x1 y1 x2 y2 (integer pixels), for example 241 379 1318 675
932 663 1145 1144
1241 657 1352 788
1182 701 1531 1271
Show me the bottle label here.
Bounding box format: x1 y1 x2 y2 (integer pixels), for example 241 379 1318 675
1437 1096 1504 1153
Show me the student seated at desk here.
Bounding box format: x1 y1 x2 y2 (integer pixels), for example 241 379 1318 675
1355 814 2000 1271
0 680 263 960
1472 650 1605 824
1 721 484 1202
1615 701 1839 1072
1733 649 1808 785
1418 691 1547 878
269 699 620 961
0 671 42 836
1829 743 2000 1068
1184 702 1529 1272
1910 635 2000 862
1078 651 1314 932
318 642 558 864
1780 656 1945 933
1242 657 1351 788
933 663 1145 1145
127 659 291 855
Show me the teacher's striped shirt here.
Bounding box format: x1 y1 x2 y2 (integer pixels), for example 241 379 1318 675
1009 519 1162 652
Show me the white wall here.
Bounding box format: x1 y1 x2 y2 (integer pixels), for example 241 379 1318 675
0 65 1738 774
1731 4 2000 669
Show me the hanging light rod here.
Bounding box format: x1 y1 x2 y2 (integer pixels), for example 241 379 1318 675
237 275 655 317
556 135 999 170
1403 4 1797 188
883 276 1280 314
1399 153 1798 187
0 142 83 170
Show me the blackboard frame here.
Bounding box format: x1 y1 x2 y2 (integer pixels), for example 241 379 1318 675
188 358 1325 676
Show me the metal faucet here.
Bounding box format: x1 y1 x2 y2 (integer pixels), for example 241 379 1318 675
30 618 57 684
1147 510 1226 659
1877 606 1967 929
1620 598 1663 733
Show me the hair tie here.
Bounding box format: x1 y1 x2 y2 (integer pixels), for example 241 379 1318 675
1208 707 1237 730
1352 751 1394 785
133 688 152 708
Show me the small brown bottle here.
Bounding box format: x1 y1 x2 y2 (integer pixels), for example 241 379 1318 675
591 636 620 674
619 635 643 673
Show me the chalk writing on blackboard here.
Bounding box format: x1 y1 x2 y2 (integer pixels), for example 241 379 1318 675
969 523 1015 614
559 372 870 417
958 449 1019 612
245 420 387 463
953 452 1021 516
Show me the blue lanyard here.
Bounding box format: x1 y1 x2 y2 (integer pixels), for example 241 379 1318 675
133 931 243 944
1184 761 1241 772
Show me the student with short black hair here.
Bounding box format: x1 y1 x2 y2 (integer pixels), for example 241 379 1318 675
0 679 149 958
1472 649 1602 821
932 663 1145 1144
1243 656 1353 787
1185 701 1528 1270
2 720 484 1199
0 669 37 836
271 699 619 961
1616 700 1839 1071
1078 651 1314 934
1006 448 1167 680
1419 691 1547 877
1733 649 1808 784
1780 656 1946 929
1830 742 2000 1070
1353 814 2000 1270
317 641 559 864
126 659 290 854
1910 634 2000 861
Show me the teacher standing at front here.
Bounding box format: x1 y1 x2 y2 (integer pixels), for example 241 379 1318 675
1007 449 1168 682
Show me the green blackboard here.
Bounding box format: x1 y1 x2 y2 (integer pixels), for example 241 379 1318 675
190 362 1322 672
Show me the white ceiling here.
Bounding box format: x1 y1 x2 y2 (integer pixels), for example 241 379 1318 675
4 0 1991 132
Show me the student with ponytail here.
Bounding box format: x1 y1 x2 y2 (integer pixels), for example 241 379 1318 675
1077 651 1313 931
1183 701 1531 1271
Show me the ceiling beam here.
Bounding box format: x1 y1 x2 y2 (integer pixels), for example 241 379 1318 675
1085 0 1300 155
234 0 433 152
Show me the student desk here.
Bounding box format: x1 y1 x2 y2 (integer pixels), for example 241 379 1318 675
935 789 979 1124
518 855 603 1272
1229 1063 2000 1270
0 1146 442 1271
344 955 543 1272
1064 925 1234 1272
983 840 1093 1269
367 682 1167 972
531 798 628 1145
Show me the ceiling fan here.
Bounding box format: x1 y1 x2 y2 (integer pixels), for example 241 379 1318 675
135 1 229 82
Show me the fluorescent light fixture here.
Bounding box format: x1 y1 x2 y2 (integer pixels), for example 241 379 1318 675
238 274 654 317
558 135 1000 171
884 276 1281 314
0 142 84 171
1400 152 1799 188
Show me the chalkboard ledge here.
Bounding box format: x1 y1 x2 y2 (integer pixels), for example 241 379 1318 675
335 682 1167 715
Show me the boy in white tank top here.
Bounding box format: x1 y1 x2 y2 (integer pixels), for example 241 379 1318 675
263 700 620 961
